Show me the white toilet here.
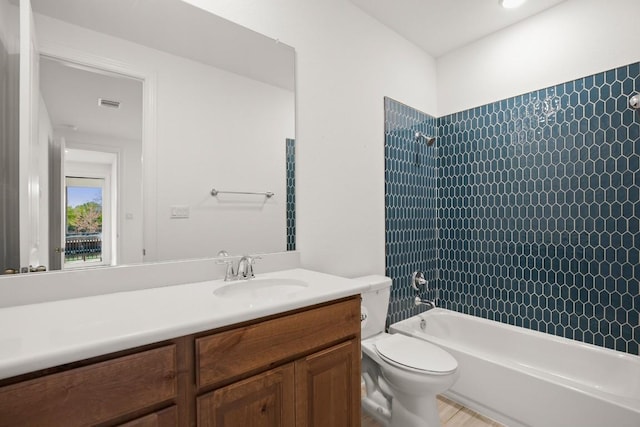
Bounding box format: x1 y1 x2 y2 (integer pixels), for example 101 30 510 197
356 275 458 427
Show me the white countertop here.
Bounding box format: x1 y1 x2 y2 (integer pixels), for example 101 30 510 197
0 268 369 380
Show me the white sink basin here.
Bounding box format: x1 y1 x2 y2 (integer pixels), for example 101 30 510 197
213 278 309 301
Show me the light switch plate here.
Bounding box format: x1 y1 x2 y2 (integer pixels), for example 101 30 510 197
170 205 190 219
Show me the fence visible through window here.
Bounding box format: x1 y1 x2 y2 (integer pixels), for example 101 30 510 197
64 177 104 267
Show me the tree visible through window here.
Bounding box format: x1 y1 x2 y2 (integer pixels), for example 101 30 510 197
67 198 102 234
65 178 104 264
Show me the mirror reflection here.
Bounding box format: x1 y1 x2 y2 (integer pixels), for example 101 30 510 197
41 57 143 271
1 0 296 275
0 0 20 274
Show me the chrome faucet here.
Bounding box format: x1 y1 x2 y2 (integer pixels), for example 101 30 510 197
236 255 258 280
217 251 260 281
414 296 436 309
411 270 436 309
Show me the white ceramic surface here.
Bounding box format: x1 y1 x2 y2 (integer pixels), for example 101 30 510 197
391 309 640 427
0 268 367 379
213 278 308 302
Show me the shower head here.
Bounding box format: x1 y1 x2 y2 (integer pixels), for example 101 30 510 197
630 93 640 110
415 132 436 146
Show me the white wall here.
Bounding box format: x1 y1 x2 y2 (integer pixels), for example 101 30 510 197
153 62 294 259
35 14 295 263
184 0 439 277
437 0 640 116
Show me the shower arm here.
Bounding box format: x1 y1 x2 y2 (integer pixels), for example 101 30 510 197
415 132 435 146
414 132 435 165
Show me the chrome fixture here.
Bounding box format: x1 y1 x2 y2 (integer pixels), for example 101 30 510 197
237 255 259 279
211 188 274 198
217 252 261 281
414 132 435 146
630 93 640 110
411 271 427 291
414 296 436 308
411 270 436 308
415 133 435 165
216 250 235 281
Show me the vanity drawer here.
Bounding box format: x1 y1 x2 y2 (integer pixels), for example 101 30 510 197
196 296 360 390
0 345 177 427
118 405 178 427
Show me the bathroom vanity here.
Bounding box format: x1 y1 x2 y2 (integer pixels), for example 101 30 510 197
0 269 367 426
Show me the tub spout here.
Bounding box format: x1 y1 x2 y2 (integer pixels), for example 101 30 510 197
414 296 435 309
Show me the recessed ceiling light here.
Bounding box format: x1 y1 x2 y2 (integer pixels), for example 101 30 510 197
500 0 527 9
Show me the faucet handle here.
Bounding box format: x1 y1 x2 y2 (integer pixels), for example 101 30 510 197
411 271 427 291
216 250 236 264
216 251 236 281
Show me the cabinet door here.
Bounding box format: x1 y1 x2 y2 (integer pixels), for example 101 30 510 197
197 363 295 427
295 340 360 427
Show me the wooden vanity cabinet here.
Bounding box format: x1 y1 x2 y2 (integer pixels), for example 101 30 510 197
0 296 361 427
197 340 360 427
0 345 178 427
295 340 360 427
119 406 178 427
196 296 361 426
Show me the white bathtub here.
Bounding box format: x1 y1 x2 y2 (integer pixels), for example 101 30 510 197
390 308 640 427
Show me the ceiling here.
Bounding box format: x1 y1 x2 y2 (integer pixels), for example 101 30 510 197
350 0 567 57
40 57 143 141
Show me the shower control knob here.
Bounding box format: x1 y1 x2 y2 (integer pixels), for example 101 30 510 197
411 271 427 290
630 94 640 110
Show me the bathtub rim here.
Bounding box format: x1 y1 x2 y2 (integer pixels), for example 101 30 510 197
390 308 640 414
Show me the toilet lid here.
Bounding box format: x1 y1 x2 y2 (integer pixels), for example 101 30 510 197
375 334 457 374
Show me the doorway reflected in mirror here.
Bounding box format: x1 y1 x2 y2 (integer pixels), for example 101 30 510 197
41 57 143 271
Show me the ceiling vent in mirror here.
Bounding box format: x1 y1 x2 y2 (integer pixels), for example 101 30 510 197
98 98 121 109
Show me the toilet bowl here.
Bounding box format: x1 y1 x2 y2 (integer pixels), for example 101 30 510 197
356 276 458 427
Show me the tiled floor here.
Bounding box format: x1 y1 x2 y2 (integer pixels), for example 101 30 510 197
362 395 504 427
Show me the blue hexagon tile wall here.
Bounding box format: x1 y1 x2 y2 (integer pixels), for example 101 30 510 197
384 97 439 326
286 138 296 251
384 62 640 355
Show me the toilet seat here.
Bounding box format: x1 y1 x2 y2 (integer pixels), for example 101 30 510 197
374 334 457 375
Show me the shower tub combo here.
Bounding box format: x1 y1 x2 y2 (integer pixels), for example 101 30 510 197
390 308 640 427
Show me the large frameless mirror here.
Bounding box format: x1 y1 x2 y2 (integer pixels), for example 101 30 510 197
1 0 296 276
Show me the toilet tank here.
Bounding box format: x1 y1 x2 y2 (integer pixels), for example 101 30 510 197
353 275 392 339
